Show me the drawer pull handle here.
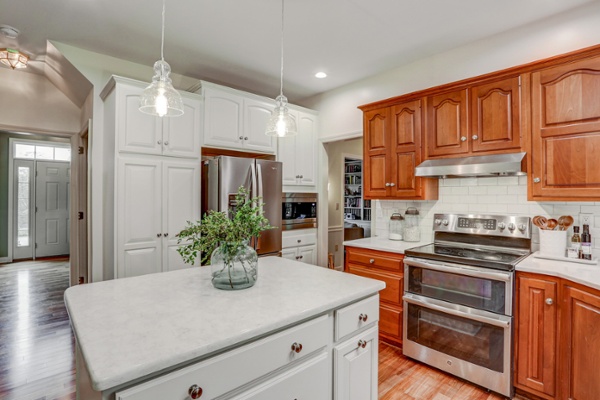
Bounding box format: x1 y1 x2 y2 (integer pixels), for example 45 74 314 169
358 339 367 349
188 384 203 399
359 313 368 322
291 342 303 353
369 259 375 264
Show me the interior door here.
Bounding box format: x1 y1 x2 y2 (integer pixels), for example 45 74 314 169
35 161 70 258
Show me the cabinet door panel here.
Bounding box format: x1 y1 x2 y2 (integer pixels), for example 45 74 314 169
203 87 243 149
364 108 390 198
298 244 317 265
243 99 276 153
562 285 600 400
281 248 297 261
296 112 317 185
119 88 162 155
365 154 387 198
163 97 201 158
531 56 600 200
162 160 200 270
379 302 403 344
334 326 378 400
123 248 162 277
427 89 468 157
394 152 417 195
515 274 558 397
471 77 521 153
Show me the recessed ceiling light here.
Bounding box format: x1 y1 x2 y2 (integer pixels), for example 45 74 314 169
0 25 20 39
315 72 327 79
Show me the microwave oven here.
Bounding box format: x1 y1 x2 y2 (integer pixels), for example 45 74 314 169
282 193 318 230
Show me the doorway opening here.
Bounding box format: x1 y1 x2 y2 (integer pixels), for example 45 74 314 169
9 138 71 261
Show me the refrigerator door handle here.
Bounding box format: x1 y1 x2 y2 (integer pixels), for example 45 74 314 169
250 164 258 200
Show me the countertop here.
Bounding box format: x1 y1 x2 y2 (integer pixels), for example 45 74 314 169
516 253 600 290
65 257 385 392
343 236 430 254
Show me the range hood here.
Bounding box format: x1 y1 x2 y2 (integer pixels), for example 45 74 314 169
415 152 526 178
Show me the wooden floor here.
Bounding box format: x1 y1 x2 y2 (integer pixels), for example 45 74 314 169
0 259 518 400
0 258 75 400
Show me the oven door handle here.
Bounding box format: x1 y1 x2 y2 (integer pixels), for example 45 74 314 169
403 257 512 282
403 293 511 329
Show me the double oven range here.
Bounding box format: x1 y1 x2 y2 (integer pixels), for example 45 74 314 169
403 213 531 398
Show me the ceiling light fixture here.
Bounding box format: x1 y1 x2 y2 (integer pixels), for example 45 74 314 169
139 0 184 118
315 72 327 79
0 48 29 69
0 25 20 39
265 0 297 137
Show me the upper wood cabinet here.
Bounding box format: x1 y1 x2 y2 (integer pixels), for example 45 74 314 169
363 101 437 200
426 76 521 158
529 55 600 201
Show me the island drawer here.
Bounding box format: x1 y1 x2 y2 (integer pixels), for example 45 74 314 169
335 295 380 341
116 314 330 400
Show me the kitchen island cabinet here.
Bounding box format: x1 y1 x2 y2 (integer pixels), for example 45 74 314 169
65 257 384 399
514 260 600 400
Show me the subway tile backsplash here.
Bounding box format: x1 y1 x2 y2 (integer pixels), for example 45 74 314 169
373 176 600 258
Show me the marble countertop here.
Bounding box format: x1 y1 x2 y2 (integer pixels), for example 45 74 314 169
343 237 430 254
65 257 385 392
516 253 600 290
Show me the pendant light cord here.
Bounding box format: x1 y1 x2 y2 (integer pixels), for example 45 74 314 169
161 0 166 61
279 0 285 98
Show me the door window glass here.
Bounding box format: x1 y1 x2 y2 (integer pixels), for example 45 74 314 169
17 166 30 247
54 147 71 161
14 144 35 159
35 146 54 160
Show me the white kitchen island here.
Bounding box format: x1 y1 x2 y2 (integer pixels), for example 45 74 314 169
65 257 385 400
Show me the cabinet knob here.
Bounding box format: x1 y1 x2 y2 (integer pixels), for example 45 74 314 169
460 136 467 142
291 342 303 353
389 183 395 187
164 233 168 237
472 135 478 140
358 339 367 349
533 177 541 183
157 140 162 145
299 175 303 178
359 313 368 322
188 384 203 399
244 137 248 140
546 298 553 305
299 255 303 260
295 256 301 260
297 239 302 243
164 141 169 145
369 259 375 264
385 183 391 187
157 233 162 237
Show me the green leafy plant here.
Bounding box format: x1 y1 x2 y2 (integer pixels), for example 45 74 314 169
177 186 274 266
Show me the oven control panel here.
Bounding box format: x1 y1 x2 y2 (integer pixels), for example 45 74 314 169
433 213 531 238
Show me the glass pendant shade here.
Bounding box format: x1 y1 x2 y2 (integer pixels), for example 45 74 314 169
266 95 297 137
139 60 184 117
0 48 28 69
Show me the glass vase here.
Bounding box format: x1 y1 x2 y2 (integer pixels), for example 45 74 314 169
210 241 258 290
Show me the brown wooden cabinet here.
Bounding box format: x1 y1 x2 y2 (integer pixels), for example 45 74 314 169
515 273 559 399
515 272 600 400
426 76 521 158
344 246 404 347
529 55 600 201
362 100 437 200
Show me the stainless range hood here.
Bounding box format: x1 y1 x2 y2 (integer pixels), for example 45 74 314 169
415 152 526 178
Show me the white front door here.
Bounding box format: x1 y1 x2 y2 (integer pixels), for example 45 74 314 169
35 161 70 257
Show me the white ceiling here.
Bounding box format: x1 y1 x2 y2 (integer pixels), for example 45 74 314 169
0 0 596 103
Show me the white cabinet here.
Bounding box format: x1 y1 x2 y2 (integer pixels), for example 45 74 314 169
282 229 317 265
279 110 318 186
202 83 277 153
116 157 200 278
103 76 202 159
334 326 379 400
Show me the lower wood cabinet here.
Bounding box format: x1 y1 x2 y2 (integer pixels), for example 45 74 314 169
515 272 600 400
345 246 404 347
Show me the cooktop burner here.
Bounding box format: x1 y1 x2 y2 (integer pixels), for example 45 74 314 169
405 243 530 271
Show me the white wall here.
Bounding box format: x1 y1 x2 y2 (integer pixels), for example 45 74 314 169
373 177 600 259
0 68 81 135
303 1 600 139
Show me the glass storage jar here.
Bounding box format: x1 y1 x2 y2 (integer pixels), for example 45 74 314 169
389 213 404 241
403 207 421 242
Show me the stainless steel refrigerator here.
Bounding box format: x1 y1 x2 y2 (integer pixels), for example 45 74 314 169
201 156 282 257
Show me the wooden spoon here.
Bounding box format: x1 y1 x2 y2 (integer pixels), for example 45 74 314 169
558 215 574 231
533 215 548 230
546 218 558 230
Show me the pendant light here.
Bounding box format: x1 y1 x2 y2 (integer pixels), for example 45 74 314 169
265 0 297 137
0 48 29 69
139 0 184 117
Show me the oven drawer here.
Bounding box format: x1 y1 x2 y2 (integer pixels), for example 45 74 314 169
335 294 379 341
346 247 404 272
347 266 403 305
